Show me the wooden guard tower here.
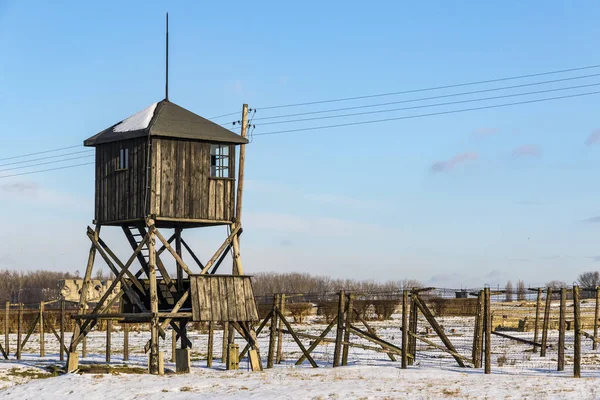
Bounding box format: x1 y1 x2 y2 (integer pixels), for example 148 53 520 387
66 98 261 373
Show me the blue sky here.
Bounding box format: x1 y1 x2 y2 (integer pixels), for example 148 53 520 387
1 1 600 288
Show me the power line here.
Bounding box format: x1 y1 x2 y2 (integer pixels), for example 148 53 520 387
0 149 93 168
253 90 600 137
253 73 600 121
0 145 82 162
209 111 239 119
257 63 600 110
256 82 600 126
0 155 94 173
0 162 94 179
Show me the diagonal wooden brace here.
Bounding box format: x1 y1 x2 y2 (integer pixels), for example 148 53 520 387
72 234 151 349
154 229 193 276
143 290 191 352
200 224 241 274
413 294 466 367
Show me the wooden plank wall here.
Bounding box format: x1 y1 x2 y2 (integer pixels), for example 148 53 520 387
189 276 258 322
151 138 235 221
95 138 148 223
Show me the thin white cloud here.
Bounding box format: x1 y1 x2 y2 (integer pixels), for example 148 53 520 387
585 129 600 146
512 144 541 157
431 152 478 173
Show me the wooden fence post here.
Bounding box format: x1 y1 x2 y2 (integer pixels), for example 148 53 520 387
533 288 542 353
16 303 22 360
39 302 44 358
594 287 600 351
401 290 408 369
82 334 87 358
123 324 129 361
484 287 491 374
60 300 65 361
4 302 9 358
472 290 484 368
106 319 112 363
342 293 354 366
226 321 235 370
333 290 346 368
408 291 418 365
222 322 229 362
558 288 566 371
207 321 214 367
171 329 176 363
267 294 279 369
573 285 581 378
540 287 552 357
276 294 285 364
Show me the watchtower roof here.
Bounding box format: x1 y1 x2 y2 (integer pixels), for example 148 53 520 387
84 99 248 146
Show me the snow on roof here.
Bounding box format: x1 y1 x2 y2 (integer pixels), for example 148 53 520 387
112 102 158 133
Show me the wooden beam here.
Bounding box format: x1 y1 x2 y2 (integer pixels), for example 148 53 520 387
401 290 408 369
143 290 191 353
71 234 149 349
69 225 100 356
558 288 566 371
91 228 145 293
281 328 410 357
573 285 581 378
211 243 232 275
413 295 465 367
180 237 205 270
594 287 600 351
349 324 404 356
296 316 338 366
408 331 472 364
540 287 552 357
333 290 345 367
533 287 542 353
353 307 396 362
200 224 241 274
472 290 484 368
491 331 545 347
122 226 150 276
153 228 193 275
148 225 160 374
275 308 318 368
239 311 272 359
484 287 492 374
232 104 248 275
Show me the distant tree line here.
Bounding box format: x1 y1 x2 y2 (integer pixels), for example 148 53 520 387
251 271 423 297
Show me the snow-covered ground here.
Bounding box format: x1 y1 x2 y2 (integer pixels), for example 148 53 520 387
0 312 599 399
0 362 598 399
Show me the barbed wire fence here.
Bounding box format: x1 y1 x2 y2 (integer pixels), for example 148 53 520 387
0 286 599 378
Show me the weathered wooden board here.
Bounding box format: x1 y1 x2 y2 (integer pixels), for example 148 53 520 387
189 275 258 322
95 138 148 224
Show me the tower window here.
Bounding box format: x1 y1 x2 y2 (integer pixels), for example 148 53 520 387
210 144 229 178
117 148 129 170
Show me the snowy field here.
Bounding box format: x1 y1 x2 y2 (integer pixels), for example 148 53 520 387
0 362 599 399
0 311 599 399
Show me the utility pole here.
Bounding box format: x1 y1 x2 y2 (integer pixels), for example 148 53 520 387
232 104 248 275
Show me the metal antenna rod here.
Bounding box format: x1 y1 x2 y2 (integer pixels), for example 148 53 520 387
165 12 169 101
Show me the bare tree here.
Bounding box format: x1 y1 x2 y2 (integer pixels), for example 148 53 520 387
505 280 513 302
577 271 600 288
516 280 526 301
546 280 569 299
546 280 569 289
